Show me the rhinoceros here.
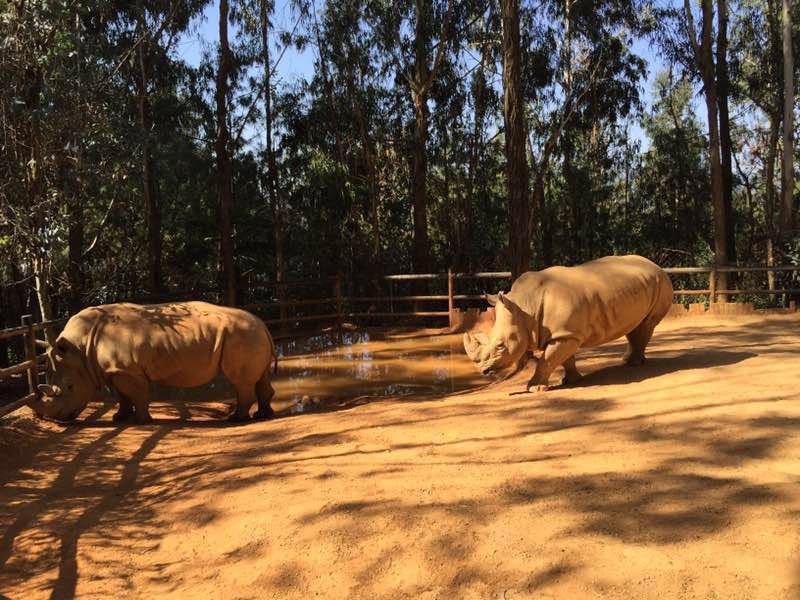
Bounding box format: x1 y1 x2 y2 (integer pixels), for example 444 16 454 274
28 301 278 423
463 255 673 392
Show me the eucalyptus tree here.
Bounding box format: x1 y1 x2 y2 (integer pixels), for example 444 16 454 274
781 0 794 231
369 0 455 276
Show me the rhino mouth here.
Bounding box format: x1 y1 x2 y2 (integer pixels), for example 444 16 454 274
27 395 82 423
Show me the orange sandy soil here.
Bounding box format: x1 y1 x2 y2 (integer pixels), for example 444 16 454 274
1 314 800 599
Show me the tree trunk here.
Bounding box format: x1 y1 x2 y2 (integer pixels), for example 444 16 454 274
67 195 84 313
411 0 431 276
501 0 530 279
702 75 730 300
261 1 287 324
32 256 56 344
563 133 579 263
349 74 380 275
533 174 551 266
686 0 730 299
68 9 84 313
716 0 736 267
462 37 491 272
782 0 794 231
137 10 162 298
765 113 781 291
413 101 429 273
215 0 236 306
411 91 430 275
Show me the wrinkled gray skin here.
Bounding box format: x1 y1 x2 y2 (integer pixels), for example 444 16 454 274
463 293 531 377
31 338 104 422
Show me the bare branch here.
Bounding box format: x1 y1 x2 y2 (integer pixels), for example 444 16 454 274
683 0 702 64
232 4 306 147
422 0 455 93
81 194 118 259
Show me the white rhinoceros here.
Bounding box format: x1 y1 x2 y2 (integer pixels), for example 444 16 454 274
29 301 278 423
464 255 674 392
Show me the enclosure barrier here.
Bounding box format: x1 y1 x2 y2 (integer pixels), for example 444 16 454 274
248 265 800 331
0 315 67 418
1 264 797 419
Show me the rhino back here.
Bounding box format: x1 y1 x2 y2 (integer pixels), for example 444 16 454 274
85 302 268 385
510 255 669 348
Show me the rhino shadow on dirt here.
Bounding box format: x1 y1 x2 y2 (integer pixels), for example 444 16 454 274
561 349 756 389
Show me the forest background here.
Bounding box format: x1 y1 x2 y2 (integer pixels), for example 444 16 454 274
1 0 798 344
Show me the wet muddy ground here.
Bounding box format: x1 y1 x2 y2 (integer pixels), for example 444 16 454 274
1 314 800 599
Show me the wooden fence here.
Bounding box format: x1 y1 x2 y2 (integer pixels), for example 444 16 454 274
1 264 797 419
0 316 68 418
247 265 800 330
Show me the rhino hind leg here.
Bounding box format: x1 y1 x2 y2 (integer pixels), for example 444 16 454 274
229 383 257 422
624 319 655 366
253 375 275 420
526 338 580 392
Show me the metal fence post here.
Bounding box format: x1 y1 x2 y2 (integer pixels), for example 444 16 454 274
21 315 37 399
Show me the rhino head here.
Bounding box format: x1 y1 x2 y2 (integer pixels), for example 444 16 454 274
27 338 98 422
463 292 530 376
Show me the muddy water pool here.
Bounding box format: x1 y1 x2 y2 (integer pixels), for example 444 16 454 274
271 328 486 413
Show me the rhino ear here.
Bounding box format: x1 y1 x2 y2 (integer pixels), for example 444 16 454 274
498 293 521 315
485 293 499 306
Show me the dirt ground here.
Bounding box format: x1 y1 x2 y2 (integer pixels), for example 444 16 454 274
1 313 800 599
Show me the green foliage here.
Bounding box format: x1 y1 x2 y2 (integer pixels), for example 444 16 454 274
1 0 799 330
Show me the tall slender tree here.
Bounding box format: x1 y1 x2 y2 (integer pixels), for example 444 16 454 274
216 0 236 305
781 0 794 231
136 1 163 297
500 0 530 279
684 0 731 299
715 0 736 267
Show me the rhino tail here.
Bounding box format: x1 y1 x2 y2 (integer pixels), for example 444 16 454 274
266 328 278 375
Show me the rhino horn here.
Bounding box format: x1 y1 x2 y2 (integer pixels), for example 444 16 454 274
463 332 483 362
27 393 60 419
37 384 62 397
484 293 499 306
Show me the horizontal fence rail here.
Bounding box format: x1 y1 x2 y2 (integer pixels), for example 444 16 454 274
249 264 800 329
2 263 797 420
0 316 68 419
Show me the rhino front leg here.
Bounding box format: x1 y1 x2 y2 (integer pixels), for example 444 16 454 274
561 355 583 386
112 396 135 423
526 339 580 393
112 374 152 424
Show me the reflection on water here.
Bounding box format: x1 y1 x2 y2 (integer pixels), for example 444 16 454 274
273 328 485 413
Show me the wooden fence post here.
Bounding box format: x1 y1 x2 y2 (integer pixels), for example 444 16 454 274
709 268 717 305
277 282 288 334
21 315 37 399
447 269 454 329
334 275 343 339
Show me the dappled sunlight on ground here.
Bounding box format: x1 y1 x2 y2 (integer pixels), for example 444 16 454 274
1 314 800 598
